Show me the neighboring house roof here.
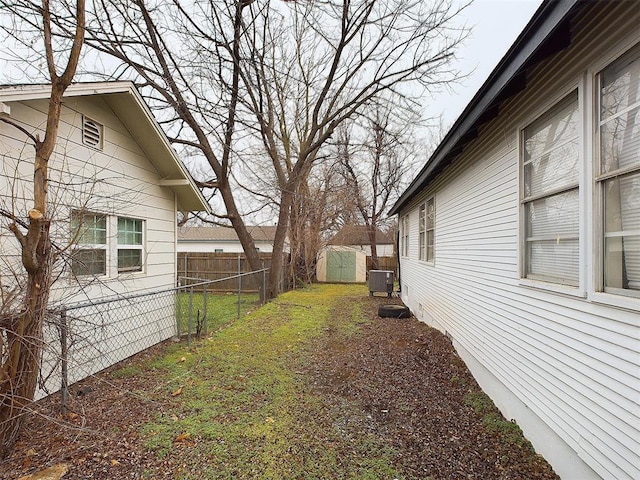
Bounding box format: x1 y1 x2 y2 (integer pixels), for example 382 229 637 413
328 225 394 246
0 81 210 213
178 226 278 243
389 0 582 215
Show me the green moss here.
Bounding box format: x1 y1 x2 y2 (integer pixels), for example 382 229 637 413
110 364 143 379
464 391 535 453
140 284 400 479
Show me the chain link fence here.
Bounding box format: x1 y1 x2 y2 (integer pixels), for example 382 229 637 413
39 268 277 407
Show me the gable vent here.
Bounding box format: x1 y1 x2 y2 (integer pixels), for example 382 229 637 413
82 116 103 149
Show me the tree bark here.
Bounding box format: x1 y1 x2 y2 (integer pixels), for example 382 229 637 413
268 187 295 298
0 0 84 456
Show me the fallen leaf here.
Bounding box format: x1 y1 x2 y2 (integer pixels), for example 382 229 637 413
174 432 191 443
265 417 275 424
17 463 68 480
172 387 183 397
110 459 120 466
179 357 186 363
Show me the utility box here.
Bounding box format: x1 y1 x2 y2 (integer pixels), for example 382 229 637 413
368 270 394 297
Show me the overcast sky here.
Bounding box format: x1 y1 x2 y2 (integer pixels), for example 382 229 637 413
436 0 544 126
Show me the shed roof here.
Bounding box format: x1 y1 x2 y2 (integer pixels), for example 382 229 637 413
389 0 583 215
0 81 210 213
328 225 394 246
178 226 278 243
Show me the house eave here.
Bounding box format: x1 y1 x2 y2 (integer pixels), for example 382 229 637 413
389 0 581 216
0 81 211 214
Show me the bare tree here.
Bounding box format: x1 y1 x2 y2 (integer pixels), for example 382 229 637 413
335 107 416 269
10 0 466 298
79 0 263 275
0 0 84 456
287 160 345 284
236 0 467 294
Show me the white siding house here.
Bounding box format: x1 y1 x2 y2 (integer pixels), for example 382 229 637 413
178 225 279 253
0 82 209 396
327 224 395 257
389 2 639 480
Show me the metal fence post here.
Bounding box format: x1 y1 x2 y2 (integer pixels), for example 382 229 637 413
262 268 267 304
237 255 242 320
59 309 69 413
188 284 193 348
203 286 208 336
176 282 182 338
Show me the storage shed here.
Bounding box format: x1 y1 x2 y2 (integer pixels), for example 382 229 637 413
316 246 367 283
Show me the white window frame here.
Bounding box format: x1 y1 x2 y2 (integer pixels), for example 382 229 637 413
425 197 435 263
70 211 108 277
418 203 426 261
401 214 409 257
419 197 435 263
519 89 582 289
117 216 145 274
595 45 640 299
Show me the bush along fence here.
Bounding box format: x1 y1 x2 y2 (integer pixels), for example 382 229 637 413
41 268 277 410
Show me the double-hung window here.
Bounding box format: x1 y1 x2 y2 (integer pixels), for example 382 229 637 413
425 197 435 262
401 214 409 257
419 203 426 260
71 211 107 276
598 48 640 295
117 217 144 273
419 198 435 262
522 91 580 286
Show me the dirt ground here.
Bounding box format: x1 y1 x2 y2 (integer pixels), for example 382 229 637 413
0 294 559 479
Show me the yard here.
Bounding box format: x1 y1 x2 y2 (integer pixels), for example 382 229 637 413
3 284 558 479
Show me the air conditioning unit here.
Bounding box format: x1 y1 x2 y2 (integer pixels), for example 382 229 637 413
368 270 394 297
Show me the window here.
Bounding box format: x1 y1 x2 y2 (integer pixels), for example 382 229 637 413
71 212 107 276
214 249 223 253
117 217 143 273
82 116 103 149
419 203 426 260
521 91 580 286
598 48 640 295
426 197 435 262
401 214 409 257
419 198 435 262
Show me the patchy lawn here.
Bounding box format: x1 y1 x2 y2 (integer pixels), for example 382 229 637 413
1 284 558 479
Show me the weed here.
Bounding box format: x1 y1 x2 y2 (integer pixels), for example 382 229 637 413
176 292 260 335
464 391 534 453
140 284 400 479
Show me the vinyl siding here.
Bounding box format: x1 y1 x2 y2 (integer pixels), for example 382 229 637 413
0 95 178 300
399 3 639 479
0 92 180 398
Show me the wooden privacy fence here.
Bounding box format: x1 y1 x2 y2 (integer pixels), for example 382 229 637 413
178 252 280 292
366 256 397 275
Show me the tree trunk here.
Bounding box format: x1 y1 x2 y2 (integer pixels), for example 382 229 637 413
0 0 84 454
268 188 294 299
0 227 52 457
367 223 379 270
218 181 262 273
